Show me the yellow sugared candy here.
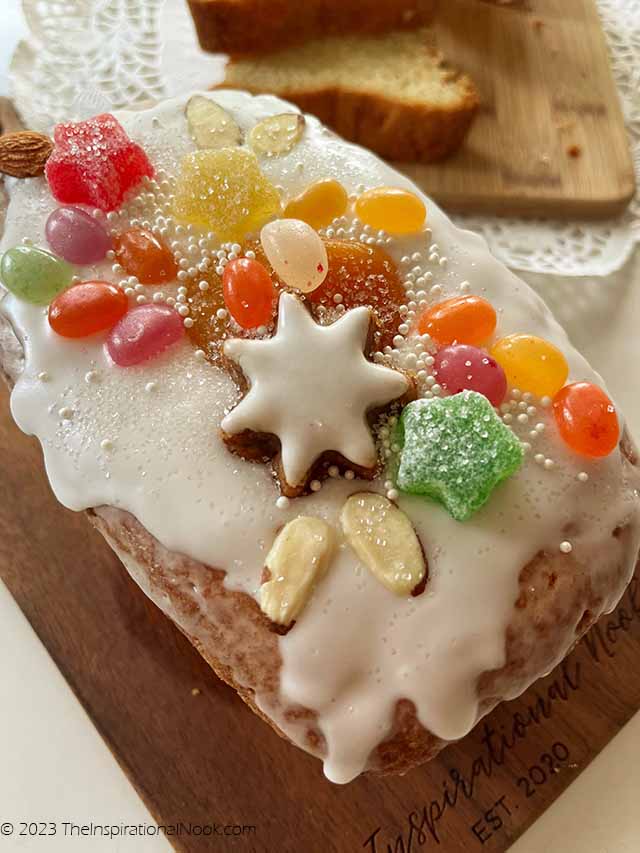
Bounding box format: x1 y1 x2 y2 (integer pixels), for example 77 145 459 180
283 179 348 230
173 148 281 242
354 186 426 235
490 334 569 398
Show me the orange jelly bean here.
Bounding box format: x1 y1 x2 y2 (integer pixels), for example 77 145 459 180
113 227 178 285
223 258 275 329
417 295 497 347
354 186 426 235
553 382 619 458
48 280 128 338
283 180 348 230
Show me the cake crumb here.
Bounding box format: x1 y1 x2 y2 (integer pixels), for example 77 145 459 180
567 144 582 158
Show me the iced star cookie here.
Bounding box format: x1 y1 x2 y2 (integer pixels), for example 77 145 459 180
1 92 639 785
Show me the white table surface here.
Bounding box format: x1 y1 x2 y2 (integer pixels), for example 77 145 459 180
1 2 640 850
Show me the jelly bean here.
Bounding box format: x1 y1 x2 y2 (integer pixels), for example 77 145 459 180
434 344 507 407
48 281 128 338
223 258 275 329
552 382 619 458
417 295 496 347
114 228 178 285
173 149 281 242
45 114 153 212
0 246 72 305
396 392 524 521
354 186 426 235
260 219 327 293
45 206 112 265
283 180 348 230
106 305 184 366
490 334 568 399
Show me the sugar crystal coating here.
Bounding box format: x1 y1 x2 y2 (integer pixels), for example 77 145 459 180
395 391 524 521
173 148 281 242
45 114 153 212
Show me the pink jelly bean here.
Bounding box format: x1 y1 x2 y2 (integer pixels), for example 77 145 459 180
106 305 184 367
45 206 112 264
433 344 507 408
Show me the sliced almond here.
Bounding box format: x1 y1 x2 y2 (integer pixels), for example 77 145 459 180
260 516 335 626
185 95 242 150
249 113 305 157
341 493 426 596
0 131 53 178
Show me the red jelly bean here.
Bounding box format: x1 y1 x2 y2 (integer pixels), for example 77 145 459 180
552 382 619 458
49 281 128 338
417 295 496 347
222 258 275 329
45 114 153 212
114 228 178 284
106 305 184 366
434 344 507 407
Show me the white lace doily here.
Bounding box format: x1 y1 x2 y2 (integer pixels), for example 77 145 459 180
8 0 640 277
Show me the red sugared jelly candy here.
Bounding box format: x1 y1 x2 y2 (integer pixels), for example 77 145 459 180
114 228 178 284
45 114 153 212
552 382 619 458
49 281 128 338
223 258 275 329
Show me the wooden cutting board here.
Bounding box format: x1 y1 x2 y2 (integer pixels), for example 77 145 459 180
396 0 636 218
2 381 640 852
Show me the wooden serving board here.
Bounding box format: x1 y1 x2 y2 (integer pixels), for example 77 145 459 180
2 382 640 853
398 0 636 218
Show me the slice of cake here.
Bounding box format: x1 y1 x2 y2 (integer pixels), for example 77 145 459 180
188 0 438 55
222 30 479 162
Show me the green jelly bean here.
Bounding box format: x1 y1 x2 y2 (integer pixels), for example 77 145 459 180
395 390 524 522
0 246 73 305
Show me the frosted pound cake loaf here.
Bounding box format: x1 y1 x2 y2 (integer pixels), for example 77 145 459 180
1 92 639 783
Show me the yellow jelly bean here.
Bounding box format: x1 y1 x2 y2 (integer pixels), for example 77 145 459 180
173 148 281 242
354 186 426 235
283 179 348 230
490 334 569 398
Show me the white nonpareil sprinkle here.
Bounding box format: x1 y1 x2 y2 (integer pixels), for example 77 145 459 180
578 471 589 482
37 371 50 382
328 466 340 478
559 541 573 554
386 489 399 501
145 381 158 393
344 470 355 480
100 439 113 451
184 318 194 328
58 406 73 420
310 480 322 492
84 370 99 384
276 496 290 510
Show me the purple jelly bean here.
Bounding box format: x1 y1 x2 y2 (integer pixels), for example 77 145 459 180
45 206 112 265
433 344 507 408
106 305 184 367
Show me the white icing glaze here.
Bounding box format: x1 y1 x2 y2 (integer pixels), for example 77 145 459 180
222 292 409 487
1 92 639 784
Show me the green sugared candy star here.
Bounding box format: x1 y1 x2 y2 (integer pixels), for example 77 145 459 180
395 390 524 521
0 246 72 305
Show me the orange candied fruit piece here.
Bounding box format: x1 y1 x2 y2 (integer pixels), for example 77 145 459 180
310 241 405 350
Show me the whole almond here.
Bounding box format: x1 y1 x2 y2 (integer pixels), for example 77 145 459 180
0 131 54 178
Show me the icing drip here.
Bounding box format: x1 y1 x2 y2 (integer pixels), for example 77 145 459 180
1 92 639 784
